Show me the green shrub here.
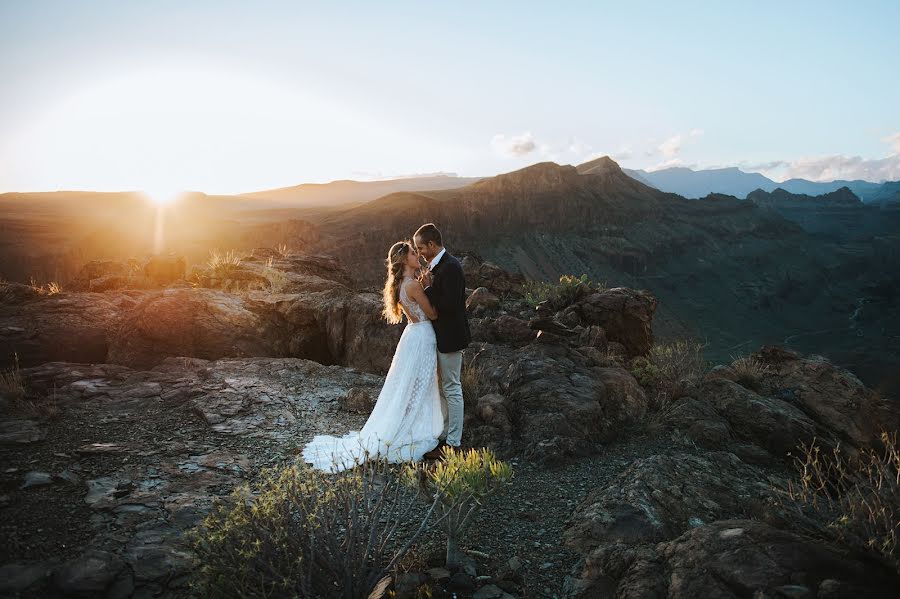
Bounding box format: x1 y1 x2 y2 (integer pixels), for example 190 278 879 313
189 457 453 598
403 447 513 570
522 273 605 309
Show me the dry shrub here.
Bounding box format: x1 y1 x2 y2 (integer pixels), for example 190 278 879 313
731 354 770 391
28 277 62 295
189 456 459 598
783 433 900 568
207 249 243 275
630 340 707 409
262 266 291 293
460 362 487 410
1 354 26 402
1 355 59 419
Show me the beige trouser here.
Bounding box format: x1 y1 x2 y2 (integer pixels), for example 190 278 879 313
436 350 464 447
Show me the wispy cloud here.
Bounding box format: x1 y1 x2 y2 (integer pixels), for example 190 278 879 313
883 131 900 154
491 132 538 157
656 128 704 159
746 132 900 182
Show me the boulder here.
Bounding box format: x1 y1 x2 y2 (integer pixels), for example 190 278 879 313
458 253 526 295
466 287 500 313
494 315 534 343
567 519 900 599
464 343 650 461
574 288 656 357
108 289 270 368
143 254 186 284
0 288 132 368
751 346 899 448
564 452 777 554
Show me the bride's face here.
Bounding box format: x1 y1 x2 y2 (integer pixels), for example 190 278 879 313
405 247 420 270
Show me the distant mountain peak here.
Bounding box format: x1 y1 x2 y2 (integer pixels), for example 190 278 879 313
472 161 579 193
576 155 622 175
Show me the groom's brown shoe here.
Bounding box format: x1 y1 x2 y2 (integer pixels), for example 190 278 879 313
423 440 450 460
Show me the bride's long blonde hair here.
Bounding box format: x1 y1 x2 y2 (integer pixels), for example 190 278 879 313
382 240 413 324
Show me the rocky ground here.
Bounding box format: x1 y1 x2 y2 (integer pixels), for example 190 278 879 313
1 251 899 598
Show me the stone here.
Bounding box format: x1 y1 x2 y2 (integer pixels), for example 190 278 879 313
0 419 46 444
493 314 534 343
0 562 52 593
21 470 54 489
565 452 777 554
575 287 656 357
572 519 900 599
53 549 125 595
466 287 501 312
338 388 375 414
473 584 517 599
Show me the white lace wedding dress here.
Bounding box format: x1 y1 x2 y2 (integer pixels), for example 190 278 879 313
302 277 444 473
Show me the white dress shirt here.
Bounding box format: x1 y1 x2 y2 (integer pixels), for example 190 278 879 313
429 247 447 271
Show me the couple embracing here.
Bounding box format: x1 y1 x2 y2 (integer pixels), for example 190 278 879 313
303 223 472 473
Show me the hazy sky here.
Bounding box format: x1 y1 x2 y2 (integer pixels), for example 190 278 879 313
1 0 898 194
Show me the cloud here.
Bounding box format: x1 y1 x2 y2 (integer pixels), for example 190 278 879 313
775 154 900 182
744 134 900 182
883 131 900 154
654 129 704 158
647 157 698 171
491 132 538 157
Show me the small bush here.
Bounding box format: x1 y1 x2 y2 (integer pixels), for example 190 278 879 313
28 277 62 295
1 353 26 402
630 340 707 409
403 447 513 570
782 433 900 568
521 279 554 308
207 249 243 275
460 362 487 410
522 273 605 309
189 457 459 598
731 355 770 391
262 266 291 293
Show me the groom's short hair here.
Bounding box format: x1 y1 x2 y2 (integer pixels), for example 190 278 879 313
414 223 442 247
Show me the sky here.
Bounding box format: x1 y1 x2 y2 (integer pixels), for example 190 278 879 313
1 0 898 194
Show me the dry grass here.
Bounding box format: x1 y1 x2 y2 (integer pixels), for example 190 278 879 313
275 243 289 257
1 356 59 419
731 354 770 391
460 362 487 410
630 340 708 409
28 277 62 295
263 266 291 293
207 249 243 275
1 354 26 402
781 433 900 568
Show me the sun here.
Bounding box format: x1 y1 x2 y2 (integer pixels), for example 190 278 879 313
142 187 181 205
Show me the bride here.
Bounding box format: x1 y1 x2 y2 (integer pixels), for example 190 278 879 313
302 240 445 473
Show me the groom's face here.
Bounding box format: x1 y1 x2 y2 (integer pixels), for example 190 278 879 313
414 236 437 261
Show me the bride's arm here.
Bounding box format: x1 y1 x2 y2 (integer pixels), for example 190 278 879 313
405 280 438 320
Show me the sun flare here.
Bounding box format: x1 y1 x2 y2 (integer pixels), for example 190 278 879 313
142 188 181 205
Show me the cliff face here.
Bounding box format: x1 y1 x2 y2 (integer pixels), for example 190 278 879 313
2 252 898 597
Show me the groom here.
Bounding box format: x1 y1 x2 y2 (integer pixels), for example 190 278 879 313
414 223 471 459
